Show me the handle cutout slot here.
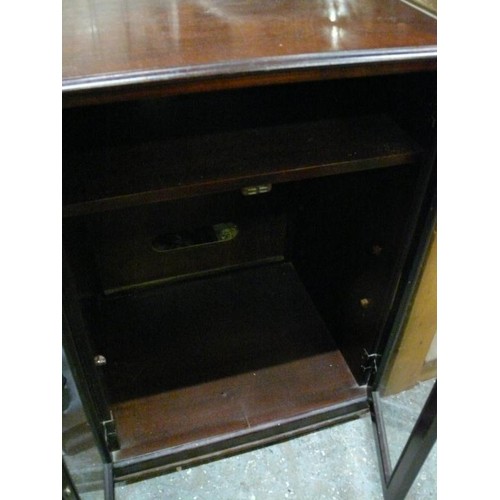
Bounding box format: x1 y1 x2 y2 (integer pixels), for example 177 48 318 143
152 223 239 252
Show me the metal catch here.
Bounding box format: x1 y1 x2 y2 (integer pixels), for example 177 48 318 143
241 184 272 196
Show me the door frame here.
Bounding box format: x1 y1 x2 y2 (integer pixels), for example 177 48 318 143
369 383 436 500
63 249 114 463
368 167 437 498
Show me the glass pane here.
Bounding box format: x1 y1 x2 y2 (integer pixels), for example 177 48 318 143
63 349 105 500
379 378 436 468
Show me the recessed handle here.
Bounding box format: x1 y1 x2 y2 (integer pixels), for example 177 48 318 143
152 222 239 252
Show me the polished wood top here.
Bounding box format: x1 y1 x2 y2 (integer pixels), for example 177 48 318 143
63 0 436 104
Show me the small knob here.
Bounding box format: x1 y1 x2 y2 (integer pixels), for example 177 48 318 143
94 355 107 367
360 298 371 309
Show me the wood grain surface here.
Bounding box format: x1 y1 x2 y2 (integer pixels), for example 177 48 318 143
63 0 437 104
95 262 364 461
112 351 365 462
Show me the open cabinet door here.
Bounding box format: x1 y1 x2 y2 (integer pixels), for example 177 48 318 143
369 191 437 499
63 249 116 499
370 381 436 500
63 347 115 499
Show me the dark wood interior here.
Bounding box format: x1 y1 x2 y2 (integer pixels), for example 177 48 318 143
63 69 436 469
64 166 423 464
62 0 437 486
97 263 337 401
112 351 365 463
63 76 425 217
99 263 366 461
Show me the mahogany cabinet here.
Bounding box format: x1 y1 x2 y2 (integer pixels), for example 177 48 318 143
62 1 437 497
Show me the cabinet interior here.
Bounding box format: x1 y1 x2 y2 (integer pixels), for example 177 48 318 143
63 72 435 467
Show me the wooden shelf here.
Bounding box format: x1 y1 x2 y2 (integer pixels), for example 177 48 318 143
112 351 366 466
63 113 420 217
91 263 365 464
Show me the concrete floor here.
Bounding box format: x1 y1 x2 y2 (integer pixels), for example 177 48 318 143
67 379 436 500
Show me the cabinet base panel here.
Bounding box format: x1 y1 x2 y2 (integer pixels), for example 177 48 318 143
98 263 364 465
112 350 365 462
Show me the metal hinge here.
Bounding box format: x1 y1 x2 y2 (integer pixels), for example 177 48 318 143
361 348 382 377
103 413 120 451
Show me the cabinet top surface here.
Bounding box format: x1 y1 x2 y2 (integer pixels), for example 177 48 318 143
63 0 436 102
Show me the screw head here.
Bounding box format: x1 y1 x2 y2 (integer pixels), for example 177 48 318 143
94 355 107 366
360 298 371 309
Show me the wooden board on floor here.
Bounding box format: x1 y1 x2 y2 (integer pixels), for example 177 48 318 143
381 229 437 395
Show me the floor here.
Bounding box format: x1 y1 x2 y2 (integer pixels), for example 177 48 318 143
65 375 436 500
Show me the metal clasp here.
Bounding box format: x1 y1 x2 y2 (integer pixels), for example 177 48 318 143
241 184 272 196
